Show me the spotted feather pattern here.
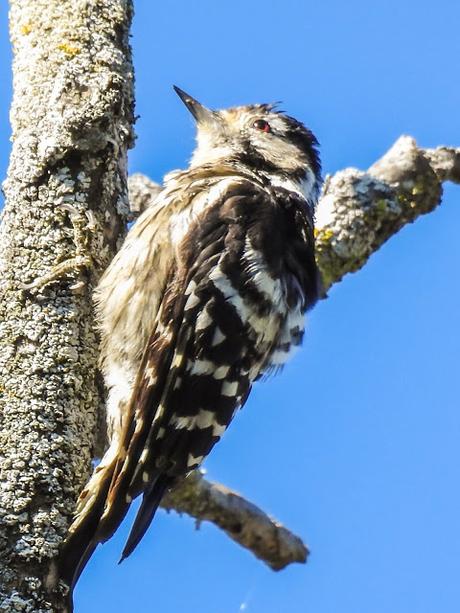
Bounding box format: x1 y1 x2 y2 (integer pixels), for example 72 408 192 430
60 172 319 588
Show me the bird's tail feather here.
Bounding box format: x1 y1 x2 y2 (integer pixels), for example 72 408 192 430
59 443 119 590
59 442 172 592
120 474 172 561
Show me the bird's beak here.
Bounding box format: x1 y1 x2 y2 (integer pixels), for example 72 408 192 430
173 86 216 126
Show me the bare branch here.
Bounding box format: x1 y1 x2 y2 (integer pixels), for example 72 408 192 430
129 135 459 571
315 137 458 290
424 146 460 184
162 471 308 571
128 173 161 218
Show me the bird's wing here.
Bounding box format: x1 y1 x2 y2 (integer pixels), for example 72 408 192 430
98 182 275 557
61 179 281 585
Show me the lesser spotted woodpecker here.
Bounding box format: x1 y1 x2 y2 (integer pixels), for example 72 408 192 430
61 86 322 589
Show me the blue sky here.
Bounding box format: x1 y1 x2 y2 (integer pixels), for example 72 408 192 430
1 1 460 612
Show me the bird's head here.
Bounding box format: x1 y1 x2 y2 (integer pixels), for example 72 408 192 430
174 86 322 201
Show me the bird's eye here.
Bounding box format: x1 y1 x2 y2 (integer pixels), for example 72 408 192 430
252 119 271 133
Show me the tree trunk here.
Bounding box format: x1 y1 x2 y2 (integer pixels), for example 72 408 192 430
0 1 134 609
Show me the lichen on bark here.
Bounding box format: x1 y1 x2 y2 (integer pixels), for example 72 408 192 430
0 1 135 610
314 136 456 291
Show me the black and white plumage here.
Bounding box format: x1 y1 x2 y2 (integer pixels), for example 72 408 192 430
61 87 322 588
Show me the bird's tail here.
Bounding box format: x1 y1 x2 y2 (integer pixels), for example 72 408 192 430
119 473 171 561
59 436 172 594
59 442 120 591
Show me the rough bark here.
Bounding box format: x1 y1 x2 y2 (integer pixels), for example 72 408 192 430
315 137 460 291
0 1 134 610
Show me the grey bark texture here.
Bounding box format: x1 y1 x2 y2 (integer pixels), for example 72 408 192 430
0 1 459 611
0 1 134 610
314 137 460 291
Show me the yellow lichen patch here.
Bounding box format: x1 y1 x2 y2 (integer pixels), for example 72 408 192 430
315 228 334 242
58 43 81 57
20 23 33 35
0 383 16 399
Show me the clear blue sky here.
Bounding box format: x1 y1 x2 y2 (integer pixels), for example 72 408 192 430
1 1 460 612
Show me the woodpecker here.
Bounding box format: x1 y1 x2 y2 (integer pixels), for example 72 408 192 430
61 86 322 589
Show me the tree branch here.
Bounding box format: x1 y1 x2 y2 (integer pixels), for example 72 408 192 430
162 471 309 571
129 136 459 572
127 173 161 218
315 137 459 290
424 145 460 184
